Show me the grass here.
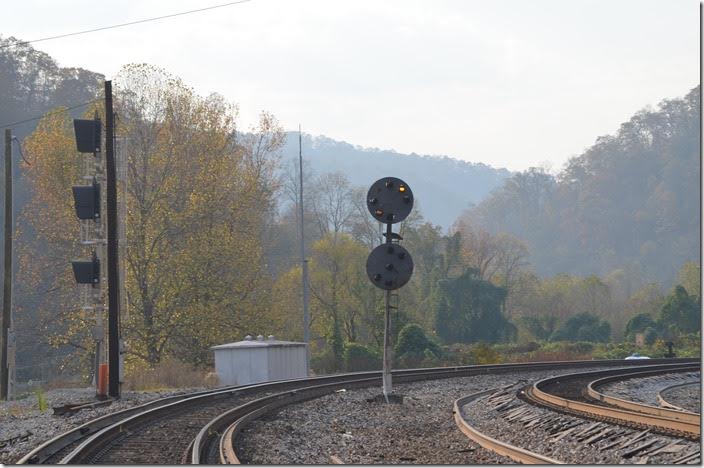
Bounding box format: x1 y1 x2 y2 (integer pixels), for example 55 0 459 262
35 387 48 412
123 358 217 391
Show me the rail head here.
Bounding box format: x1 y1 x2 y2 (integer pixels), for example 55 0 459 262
16 358 698 464
530 365 701 438
657 381 701 412
586 366 700 423
453 390 563 464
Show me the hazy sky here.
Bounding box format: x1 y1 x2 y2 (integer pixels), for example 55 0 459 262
2 0 699 171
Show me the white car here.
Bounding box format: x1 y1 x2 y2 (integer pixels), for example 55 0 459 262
625 352 650 360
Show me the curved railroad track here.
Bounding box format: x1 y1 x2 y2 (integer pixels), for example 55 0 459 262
454 362 701 464
658 381 702 413
17 358 698 464
523 363 701 438
587 367 700 424
453 387 563 464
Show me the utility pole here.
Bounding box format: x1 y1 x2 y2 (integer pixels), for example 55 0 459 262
0 129 12 400
105 81 121 398
298 125 310 375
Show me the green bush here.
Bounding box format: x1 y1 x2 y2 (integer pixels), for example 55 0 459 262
343 343 381 371
311 349 337 374
395 323 441 367
551 313 611 343
470 343 502 364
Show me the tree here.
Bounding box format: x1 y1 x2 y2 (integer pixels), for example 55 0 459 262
624 313 658 341
432 268 514 344
658 285 700 335
18 64 285 373
676 261 700 300
308 233 381 370
550 313 611 343
17 107 94 375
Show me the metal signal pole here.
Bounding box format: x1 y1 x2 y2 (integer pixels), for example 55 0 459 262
381 223 393 400
0 130 12 400
299 126 310 374
105 81 121 398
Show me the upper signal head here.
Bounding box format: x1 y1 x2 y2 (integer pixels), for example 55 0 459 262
366 177 413 224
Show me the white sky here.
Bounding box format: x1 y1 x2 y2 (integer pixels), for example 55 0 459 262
2 0 699 171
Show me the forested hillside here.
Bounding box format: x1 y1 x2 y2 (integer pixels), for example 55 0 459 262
0 36 103 138
279 134 511 229
458 86 700 288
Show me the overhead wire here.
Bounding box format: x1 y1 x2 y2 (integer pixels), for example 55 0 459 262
0 0 252 50
0 0 253 129
0 99 101 129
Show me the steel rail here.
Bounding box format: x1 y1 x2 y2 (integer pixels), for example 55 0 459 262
58 372 382 464
528 364 701 438
586 366 700 423
201 378 380 464
657 381 701 412
16 385 251 464
208 368 490 464
453 388 563 464
212 360 696 465
16 358 696 464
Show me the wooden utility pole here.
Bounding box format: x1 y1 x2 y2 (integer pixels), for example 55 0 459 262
105 81 121 398
1 129 12 400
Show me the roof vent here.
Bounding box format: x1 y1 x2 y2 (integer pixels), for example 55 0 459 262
268 335 275 341
244 335 252 341
257 334 264 341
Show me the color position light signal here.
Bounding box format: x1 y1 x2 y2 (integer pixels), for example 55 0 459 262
366 176 414 224
365 243 414 291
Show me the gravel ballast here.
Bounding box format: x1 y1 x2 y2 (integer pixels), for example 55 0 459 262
599 371 700 407
661 382 701 413
0 386 208 464
238 367 651 464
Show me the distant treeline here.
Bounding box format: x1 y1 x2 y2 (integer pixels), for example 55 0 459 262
459 86 700 288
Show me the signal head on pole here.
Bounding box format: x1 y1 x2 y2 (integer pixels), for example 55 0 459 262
366 243 414 290
71 252 100 287
73 119 101 154
367 177 413 224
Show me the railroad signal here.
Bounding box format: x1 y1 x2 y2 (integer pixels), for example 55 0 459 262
366 243 414 291
365 177 414 402
71 178 101 220
73 119 101 154
366 176 414 224
71 251 100 286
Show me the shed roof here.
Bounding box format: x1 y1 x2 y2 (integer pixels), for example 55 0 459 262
210 336 306 350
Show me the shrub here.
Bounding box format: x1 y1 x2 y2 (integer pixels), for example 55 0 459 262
343 343 381 371
395 323 441 368
123 358 212 391
470 343 502 364
551 313 611 343
311 350 337 375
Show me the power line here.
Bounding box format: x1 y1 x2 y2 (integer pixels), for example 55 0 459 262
0 99 100 129
0 0 252 50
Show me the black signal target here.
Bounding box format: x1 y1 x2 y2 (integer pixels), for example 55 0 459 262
365 243 414 291
366 177 414 224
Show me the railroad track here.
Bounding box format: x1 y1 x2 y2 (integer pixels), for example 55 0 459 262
524 363 701 438
17 358 697 464
659 381 701 413
454 362 701 464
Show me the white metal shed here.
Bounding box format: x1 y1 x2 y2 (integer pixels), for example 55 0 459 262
211 335 307 386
